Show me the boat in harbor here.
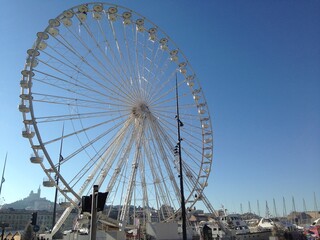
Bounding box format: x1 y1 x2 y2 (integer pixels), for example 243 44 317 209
256 217 296 231
219 213 272 240
303 218 320 239
197 210 272 240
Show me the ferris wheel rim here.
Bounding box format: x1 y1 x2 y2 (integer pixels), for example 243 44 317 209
20 2 214 231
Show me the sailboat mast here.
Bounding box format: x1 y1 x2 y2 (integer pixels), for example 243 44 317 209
265 201 270 218
314 192 319 219
273 198 278 217
0 153 8 197
283 197 287 217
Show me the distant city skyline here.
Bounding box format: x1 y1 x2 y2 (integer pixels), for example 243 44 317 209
2 184 318 218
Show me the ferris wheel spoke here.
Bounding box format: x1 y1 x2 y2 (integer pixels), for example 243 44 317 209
153 117 177 138
152 92 193 117
37 47 107 88
144 129 177 210
142 37 162 98
184 164 207 194
181 147 202 170
151 78 188 109
181 125 203 144
119 120 146 225
138 145 149 209
142 141 159 207
108 20 125 65
149 78 176 106
135 27 155 101
31 93 128 111
122 24 141 98
105 125 136 195
93 122 135 190
35 53 131 103
80 17 134 93
56 118 128 168
32 78 114 106
150 53 176 102
67 27 136 102
149 117 202 207
49 32 136 103
148 119 181 203
62 117 134 197
49 32 108 79
133 25 142 87
115 23 146 102
137 28 151 102
116 25 144 102
77 121 134 198
42 114 126 146
35 111 116 123
31 96 131 117
33 68 134 107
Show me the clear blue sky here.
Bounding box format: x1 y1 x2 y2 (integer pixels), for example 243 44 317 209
0 0 319 216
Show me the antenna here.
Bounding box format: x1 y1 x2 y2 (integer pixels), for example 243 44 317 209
257 200 260 217
248 201 251 213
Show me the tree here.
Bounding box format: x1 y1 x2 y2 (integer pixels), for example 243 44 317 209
22 224 33 240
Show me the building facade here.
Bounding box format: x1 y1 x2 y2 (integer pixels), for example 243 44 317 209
0 187 78 234
0 208 53 232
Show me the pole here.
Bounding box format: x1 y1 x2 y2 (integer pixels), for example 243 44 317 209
90 185 98 240
0 223 8 240
0 152 8 197
52 124 64 230
175 73 187 240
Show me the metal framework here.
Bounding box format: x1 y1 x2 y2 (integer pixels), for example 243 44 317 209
19 3 214 236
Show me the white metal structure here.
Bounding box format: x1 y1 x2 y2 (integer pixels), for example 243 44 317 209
19 3 213 235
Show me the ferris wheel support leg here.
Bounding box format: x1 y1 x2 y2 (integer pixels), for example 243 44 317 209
51 205 75 236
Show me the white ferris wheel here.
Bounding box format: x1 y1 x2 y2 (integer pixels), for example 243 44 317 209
19 2 213 235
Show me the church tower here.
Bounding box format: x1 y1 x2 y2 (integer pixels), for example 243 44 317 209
37 185 41 198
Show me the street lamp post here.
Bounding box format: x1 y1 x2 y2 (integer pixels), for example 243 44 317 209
175 73 187 240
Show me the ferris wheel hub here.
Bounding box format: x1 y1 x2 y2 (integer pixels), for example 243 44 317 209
132 102 150 119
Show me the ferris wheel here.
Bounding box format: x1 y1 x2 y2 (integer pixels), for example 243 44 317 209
19 2 213 234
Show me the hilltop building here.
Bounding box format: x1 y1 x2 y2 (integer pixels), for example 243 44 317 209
2 186 53 211
0 187 77 233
